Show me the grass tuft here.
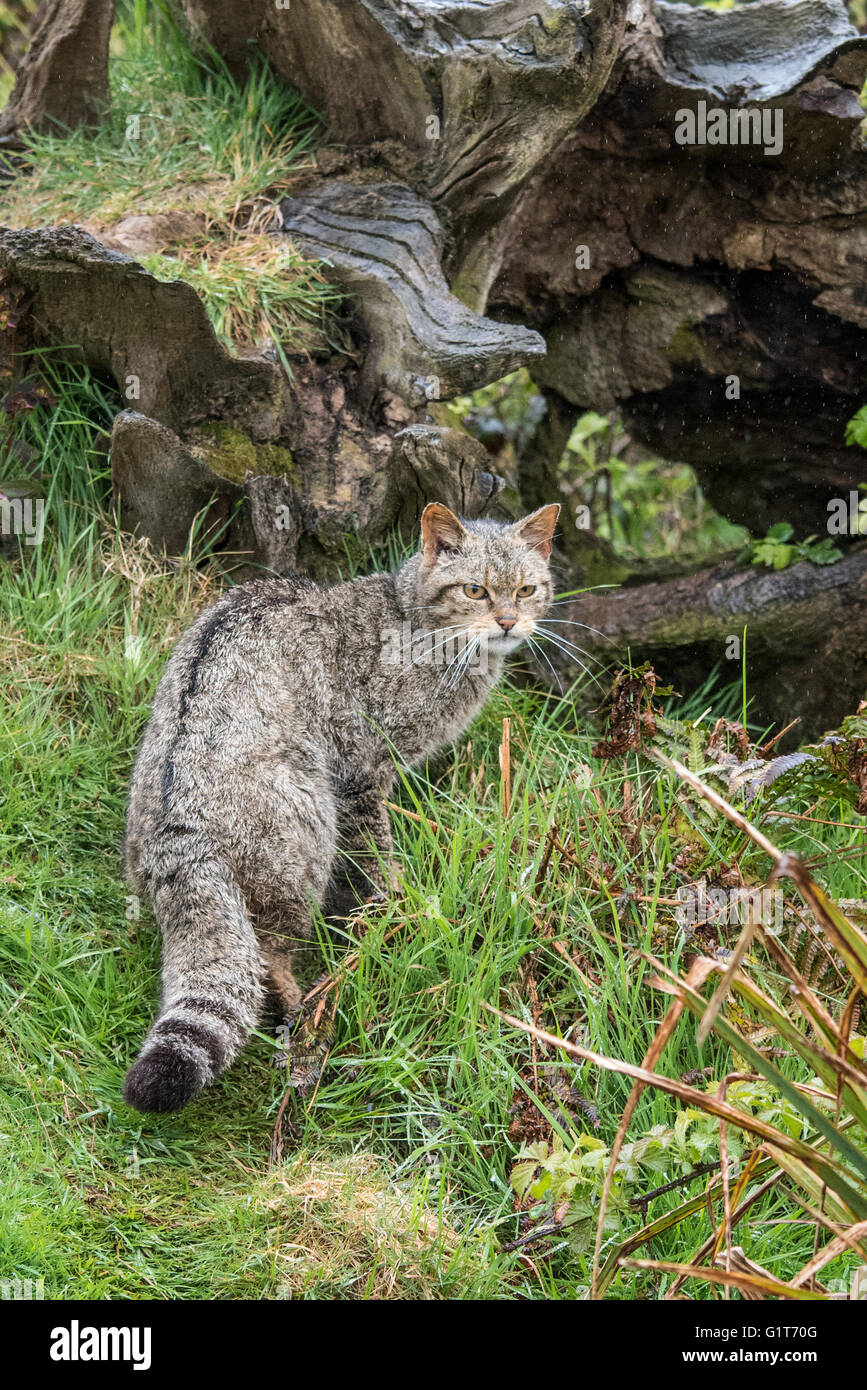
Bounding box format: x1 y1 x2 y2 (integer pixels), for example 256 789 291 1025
0 2 337 357
2 6 321 232
138 236 339 355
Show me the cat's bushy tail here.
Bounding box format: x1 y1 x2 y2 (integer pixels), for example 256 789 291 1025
123 856 264 1114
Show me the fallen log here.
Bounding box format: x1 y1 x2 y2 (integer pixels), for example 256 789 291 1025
560 548 867 739
490 0 867 539
279 180 545 407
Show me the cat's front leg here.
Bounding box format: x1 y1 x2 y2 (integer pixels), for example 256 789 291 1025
325 772 399 914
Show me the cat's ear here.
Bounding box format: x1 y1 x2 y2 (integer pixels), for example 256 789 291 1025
513 503 560 559
420 503 468 564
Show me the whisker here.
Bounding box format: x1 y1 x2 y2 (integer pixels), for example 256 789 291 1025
447 634 482 692
453 635 482 690
548 591 620 606
440 650 466 695
531 629 606 689
423 624 468 651
416 624 470 657
533 625 595 659
526 635 563 695
540 617 614 644
435 629 476 694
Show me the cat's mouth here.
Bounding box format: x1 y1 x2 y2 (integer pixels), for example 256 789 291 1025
491 627 529 652
461 622 533 656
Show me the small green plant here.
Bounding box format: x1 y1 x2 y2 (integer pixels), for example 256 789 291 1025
511 1080 802 1253
743 521 842 570
845 403 867 449
562 412 747 562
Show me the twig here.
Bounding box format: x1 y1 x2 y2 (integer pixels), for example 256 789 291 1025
621 1257 826 1301
628 1161 723 1223
714 1076 762 1297
591 958 714 1299
268 1085 299 1168
534 823 557 893
385 801 443 833
500 717 511 817
762 811 864 830
501 1221 565 1253
757 718 800 756
665 1167 783 1299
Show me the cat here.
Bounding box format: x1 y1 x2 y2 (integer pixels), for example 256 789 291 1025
122 500 559 1113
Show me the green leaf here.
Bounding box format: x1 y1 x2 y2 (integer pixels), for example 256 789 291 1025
772 544 793 569
845 404 867 448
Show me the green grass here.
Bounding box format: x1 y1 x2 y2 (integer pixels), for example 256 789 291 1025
138 240 340 356
2 3 321 229
0 2 337 359
1 360 865 1299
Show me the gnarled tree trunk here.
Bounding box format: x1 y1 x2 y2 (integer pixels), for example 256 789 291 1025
3 0 867 735
0 0 113 137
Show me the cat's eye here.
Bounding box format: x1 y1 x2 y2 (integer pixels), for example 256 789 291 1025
516 584 536 598
463 583 488 600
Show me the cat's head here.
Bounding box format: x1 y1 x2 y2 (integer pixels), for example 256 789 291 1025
411 502 560 655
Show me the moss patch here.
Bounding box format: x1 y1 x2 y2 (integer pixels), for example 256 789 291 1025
186 423 296 485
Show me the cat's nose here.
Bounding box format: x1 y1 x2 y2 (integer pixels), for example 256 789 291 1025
496 615 517 632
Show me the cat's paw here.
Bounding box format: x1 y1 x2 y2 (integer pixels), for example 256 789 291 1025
123 1043 204 1113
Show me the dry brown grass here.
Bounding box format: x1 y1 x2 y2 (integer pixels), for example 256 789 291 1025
263 1154 466 1300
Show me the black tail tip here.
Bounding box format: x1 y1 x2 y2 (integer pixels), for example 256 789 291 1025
123 1043 203 1114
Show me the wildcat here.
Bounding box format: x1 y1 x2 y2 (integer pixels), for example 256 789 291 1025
122 500 559 1112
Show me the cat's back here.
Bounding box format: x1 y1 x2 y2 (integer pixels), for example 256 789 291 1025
156 571 320 713
126 574 323 853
